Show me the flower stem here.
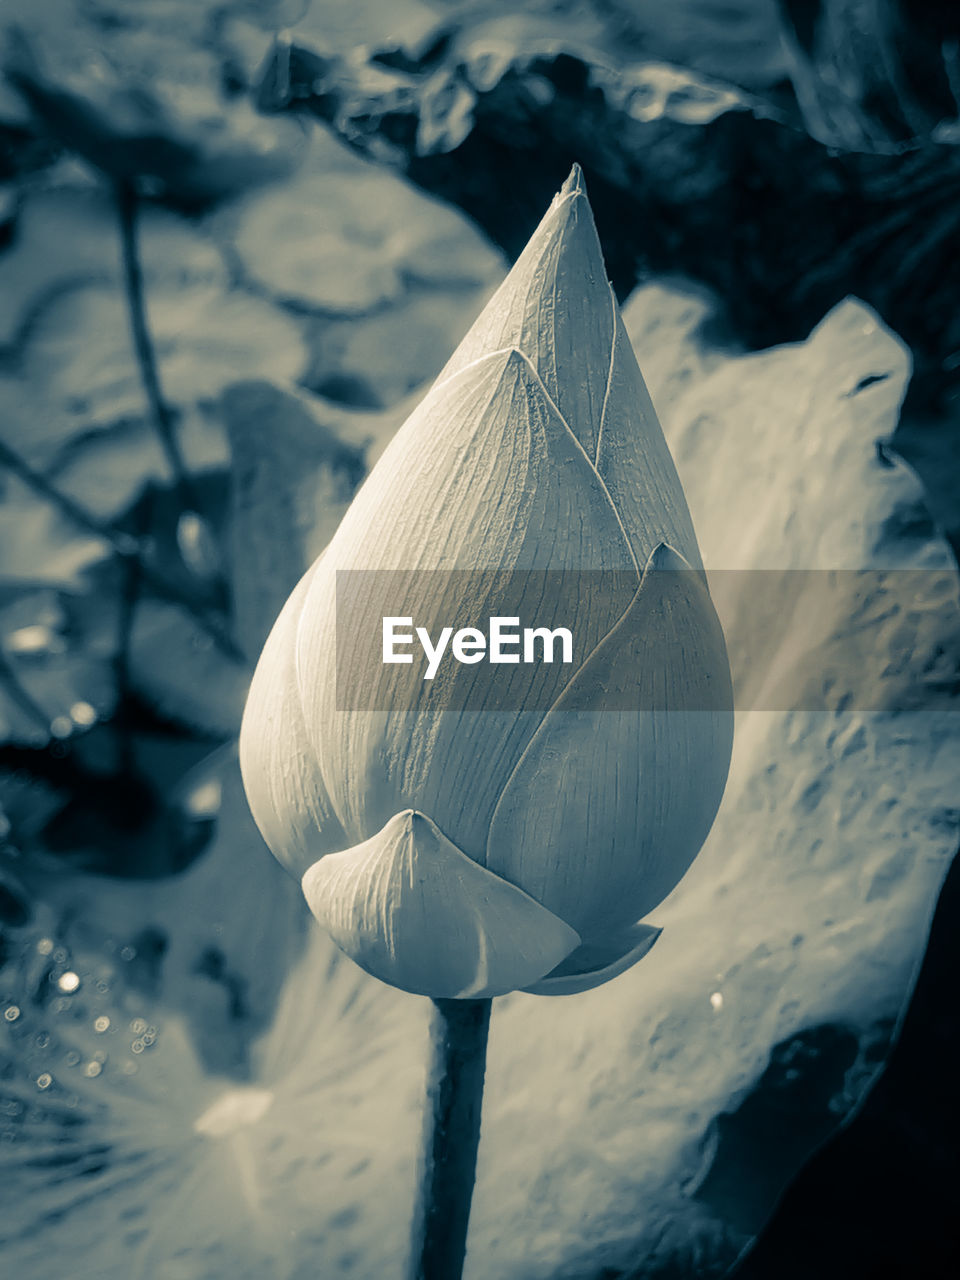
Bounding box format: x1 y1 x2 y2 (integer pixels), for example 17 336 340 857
115 179 195 510
407 997 492 1280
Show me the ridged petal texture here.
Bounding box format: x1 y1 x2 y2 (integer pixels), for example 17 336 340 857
238 560 348 879
437 169 614 462
295 347 639 857
301 811 580 998
438 166 702 570
487 544 733 939
595 307 703 571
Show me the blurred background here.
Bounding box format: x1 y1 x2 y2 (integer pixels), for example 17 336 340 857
0 2 958 1277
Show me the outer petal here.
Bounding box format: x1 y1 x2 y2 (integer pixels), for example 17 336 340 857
596 307 703 570
295 347 638 859
523 923 662 996
436 164 703 577
486 544 733 938
239 560 349 879
436 165 613 461
301 810 580 998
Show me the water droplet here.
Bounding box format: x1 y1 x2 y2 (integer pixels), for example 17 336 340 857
50 715 73 740
94 1016 110 1034
184 779 222 819
70 701 97 727
3 1005 19 1022
177 510 221 581
36 938 54 956
83 1061 102 1079
5 624 57 654
709 991 724 1011
36 1073 52 1090
56 972 80 994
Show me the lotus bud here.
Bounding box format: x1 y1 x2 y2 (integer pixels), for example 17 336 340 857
240 167 733 999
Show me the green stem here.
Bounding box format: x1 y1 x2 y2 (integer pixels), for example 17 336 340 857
407 997 492 1280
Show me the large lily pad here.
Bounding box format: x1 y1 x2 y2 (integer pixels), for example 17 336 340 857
227 162 504 314
21 283 306 430
1 7 302 204
465 293 960 1277
1 284 955 1278
0 472 110 589
0 186 228 354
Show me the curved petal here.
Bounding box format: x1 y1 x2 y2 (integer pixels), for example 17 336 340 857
486 544 733 938
436 164 702 571
523 922 662 996
301 810 580 998
435 165 613 461
239 560 349 879
295 347 638 859
596 307 703 570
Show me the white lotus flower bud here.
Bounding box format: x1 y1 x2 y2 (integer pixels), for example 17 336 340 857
240 167 733 999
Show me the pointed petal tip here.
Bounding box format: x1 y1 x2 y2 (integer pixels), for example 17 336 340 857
560 163 586 197
543 167 606 281
468 344 528 373
645 542 691 574
301 811 580 999
500 344 527 368
643 539 711 591
476 344 536 385
547 165 592 232
553 168 590 224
